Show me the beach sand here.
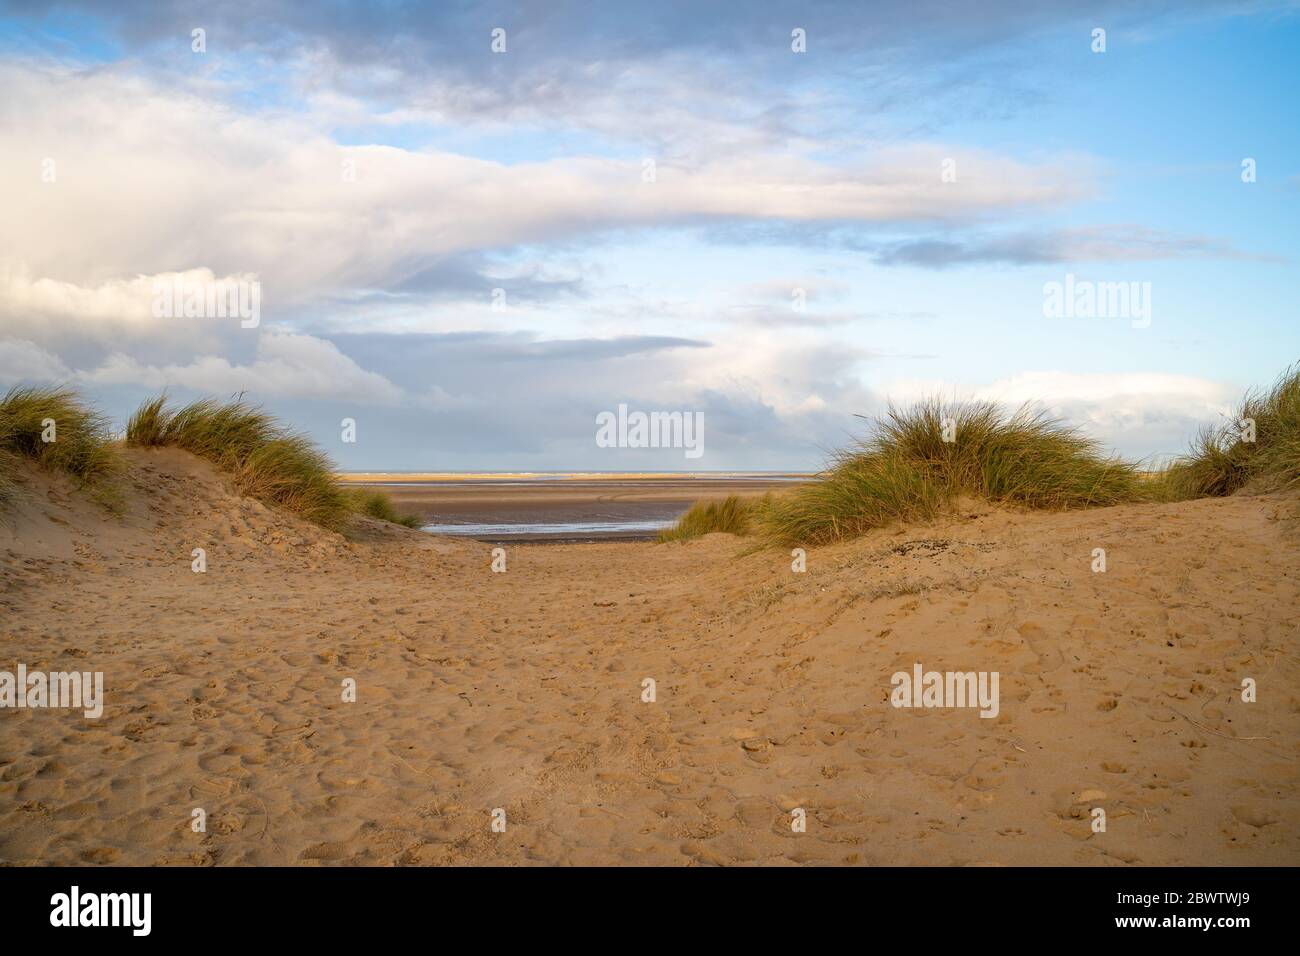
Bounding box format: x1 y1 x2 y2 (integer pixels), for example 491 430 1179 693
2 446 1297 865
337 473 804 540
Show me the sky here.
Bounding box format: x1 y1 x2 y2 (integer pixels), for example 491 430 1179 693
0 0 1297 470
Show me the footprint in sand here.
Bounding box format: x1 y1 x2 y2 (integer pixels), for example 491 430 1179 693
1016 621 1064 673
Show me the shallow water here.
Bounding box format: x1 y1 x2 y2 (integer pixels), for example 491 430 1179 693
420 518 672 540
350 472 807 542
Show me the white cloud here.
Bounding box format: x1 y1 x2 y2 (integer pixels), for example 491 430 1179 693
0 62 1092 306
74 331 404 405
0 42 1269 469
0 265 258 350
0 339 74 384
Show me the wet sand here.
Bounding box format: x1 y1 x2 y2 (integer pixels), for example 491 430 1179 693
338 473 808 540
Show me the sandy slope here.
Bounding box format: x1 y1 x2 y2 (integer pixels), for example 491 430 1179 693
1 447 1297 866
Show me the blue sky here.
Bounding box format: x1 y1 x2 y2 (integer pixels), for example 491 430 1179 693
0 1 1296 469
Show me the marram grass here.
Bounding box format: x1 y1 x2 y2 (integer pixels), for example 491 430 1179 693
661 398 1144 547
759 400 1142 546
342 487 425 529
657 494 765 542
126 396 418 531
663 364 1300 547
0 448 14 509
0 385 124 509
1153 362 1300 500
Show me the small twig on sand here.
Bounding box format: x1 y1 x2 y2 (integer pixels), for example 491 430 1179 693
1165 704 1270 741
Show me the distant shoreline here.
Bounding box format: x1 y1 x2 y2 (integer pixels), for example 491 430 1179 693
339 472 805 540
337 471 813 483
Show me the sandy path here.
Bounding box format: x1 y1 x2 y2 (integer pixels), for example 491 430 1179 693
2 448 1297 865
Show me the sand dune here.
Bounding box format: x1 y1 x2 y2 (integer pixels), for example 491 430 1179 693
1 447 1297 865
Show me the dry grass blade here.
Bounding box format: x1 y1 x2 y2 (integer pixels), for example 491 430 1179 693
0 385 124 510
125 394 421 531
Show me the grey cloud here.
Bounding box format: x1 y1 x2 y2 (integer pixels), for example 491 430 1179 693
873 227 1254 268
27 326 882 470
329 331 709 381
703 223 1257 267
345 253 588 304
9 1 1237 70
4 0 1248 161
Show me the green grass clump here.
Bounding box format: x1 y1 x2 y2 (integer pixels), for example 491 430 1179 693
660 399 1141 547
758 446 945 545
0 447 17 509
657 494 766 542
1154 363 1300 500
645 365 1300 548
761 401 1141 545
342 487 424 529
126 396 354 530
127 394 424 532
0 385 123 508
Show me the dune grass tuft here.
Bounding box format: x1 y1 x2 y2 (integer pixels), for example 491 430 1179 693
657 494 766 542
126 395 424 532
342 487 425 529
126 396 355 530
663 364 1300 547
661 399 1143 547
123 395 170 447
0 385 123 509
0 447 17 509
761 400 1142 545
1154 363 1300 500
